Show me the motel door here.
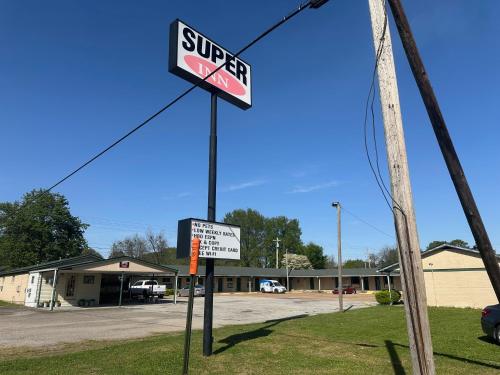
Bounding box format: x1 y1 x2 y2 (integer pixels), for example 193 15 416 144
236 278 241 292
217 278 223 292
25 272 41 307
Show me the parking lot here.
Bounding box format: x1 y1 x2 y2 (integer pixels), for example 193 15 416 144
0 293 375 348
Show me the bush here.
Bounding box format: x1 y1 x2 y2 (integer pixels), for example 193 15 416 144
165 289 174 296
375 289 401 305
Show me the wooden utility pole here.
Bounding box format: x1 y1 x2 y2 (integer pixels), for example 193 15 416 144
368 1 435 374
387 0 500 302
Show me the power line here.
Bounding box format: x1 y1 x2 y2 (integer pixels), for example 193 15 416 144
41 1 314 194
342 206 394 238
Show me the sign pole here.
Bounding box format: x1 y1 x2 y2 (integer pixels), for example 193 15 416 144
368 1 435 373
182 238 200 375
203 92 217 356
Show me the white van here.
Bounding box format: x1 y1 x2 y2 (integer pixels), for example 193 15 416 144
259 279 286 293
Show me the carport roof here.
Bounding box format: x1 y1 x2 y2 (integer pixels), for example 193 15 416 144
0 255 178 277
0 254 102 277
170 265 381 278
61 256 178 274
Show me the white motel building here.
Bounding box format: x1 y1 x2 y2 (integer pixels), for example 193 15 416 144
0 244 498 309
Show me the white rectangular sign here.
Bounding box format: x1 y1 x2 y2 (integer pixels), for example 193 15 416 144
191 220 240 259
177 218 240 260
169 19 252 110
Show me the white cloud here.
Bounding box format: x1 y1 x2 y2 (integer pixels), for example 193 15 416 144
222 180 266 192
288 181 339 194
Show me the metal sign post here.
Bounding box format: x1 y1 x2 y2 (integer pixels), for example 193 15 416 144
203 93 217 356
182 238 201 375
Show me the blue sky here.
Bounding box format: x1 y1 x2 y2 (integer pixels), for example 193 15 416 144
1 0 499 260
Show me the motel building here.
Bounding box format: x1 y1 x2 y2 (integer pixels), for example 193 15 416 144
1 244 497 309
172 265 399 294
0 255 178 309
379 244 500 308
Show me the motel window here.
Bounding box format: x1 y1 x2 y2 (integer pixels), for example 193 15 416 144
83 275 95 285
227 278 233 289
66 275 76 297
351 277 360 284
31 276 35 284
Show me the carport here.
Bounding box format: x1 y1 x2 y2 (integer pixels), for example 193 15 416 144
31 256 179 310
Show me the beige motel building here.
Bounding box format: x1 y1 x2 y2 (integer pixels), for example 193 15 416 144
0 255 178 309
379 244 500 308
0 244 498 309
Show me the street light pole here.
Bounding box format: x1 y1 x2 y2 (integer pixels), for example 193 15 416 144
332 202 343 312
285 248 290 291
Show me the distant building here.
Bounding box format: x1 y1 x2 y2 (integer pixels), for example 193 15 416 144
379 244 500 308
171 265 396 293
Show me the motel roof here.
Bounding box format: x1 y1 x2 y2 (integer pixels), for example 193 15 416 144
377 244 500 274
170 265 381 278
0 255 178 277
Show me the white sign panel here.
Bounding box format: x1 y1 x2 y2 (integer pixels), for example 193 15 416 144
177 218 240 260
169 19 252 110
192 220 240 259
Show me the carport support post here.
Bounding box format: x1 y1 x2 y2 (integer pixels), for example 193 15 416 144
203 92 217 356
49 269 58 311
118 272 124 307
174 272 178 304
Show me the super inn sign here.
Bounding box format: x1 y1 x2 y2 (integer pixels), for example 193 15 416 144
177 219 241 260
169 19 252 110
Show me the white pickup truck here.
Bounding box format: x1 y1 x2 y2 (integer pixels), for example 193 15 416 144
130 280 166 299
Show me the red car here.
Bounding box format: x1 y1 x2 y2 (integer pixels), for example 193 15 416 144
332 286 357 294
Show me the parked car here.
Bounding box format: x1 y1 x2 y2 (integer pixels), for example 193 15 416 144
260 279 286 293
481 304 500 344
177 285 205 297
332 286 357 294
130 280 166 299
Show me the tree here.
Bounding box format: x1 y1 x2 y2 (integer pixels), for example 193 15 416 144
325 255 337 268
299 242 327 269
0 189 88 269
426 240 446 250
264 216 303 267
223 209 266 267
281 253 312 270
375 246 399 268
109 234 149 259
145 230 169 264
343 259 367 269
81 247 103 259
449 239 470 249
426 239 470 250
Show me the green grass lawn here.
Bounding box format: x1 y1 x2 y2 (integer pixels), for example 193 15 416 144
0 306 498 374
0 300 23 308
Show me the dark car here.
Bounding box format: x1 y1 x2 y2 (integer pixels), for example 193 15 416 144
332 286 356 295
481 304 500 344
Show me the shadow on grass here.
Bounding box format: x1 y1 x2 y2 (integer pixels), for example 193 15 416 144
214 314 307 355
477 335 498 345
386 341 500 372
385 340 406 375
